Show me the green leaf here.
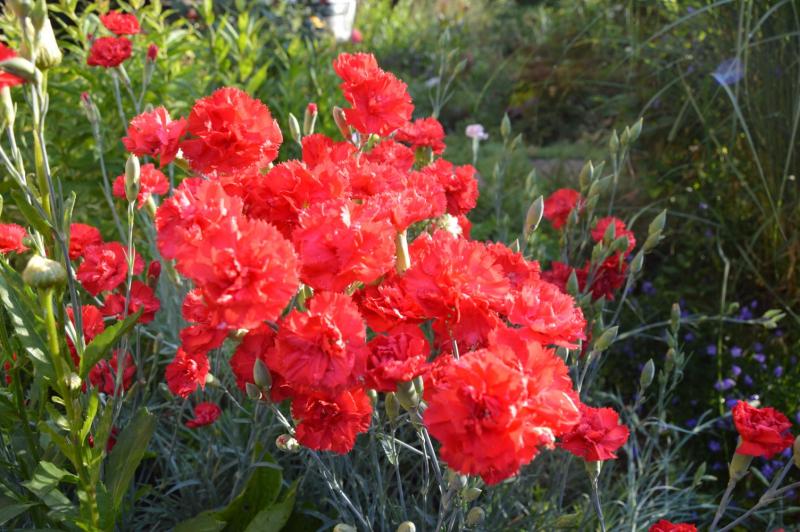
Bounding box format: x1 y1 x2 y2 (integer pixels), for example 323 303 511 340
10 191 52 236
22 461 78 499
78 309 142 379
80 391 99 444
105 408 156 515
174 511 227 532
220 460 283 531
0 502 36 525
243 481 297 532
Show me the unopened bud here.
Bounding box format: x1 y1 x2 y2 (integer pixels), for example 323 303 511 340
0 57 37 83
462 486 482 502
303 102 318 136
670 303 681 332
245 382 261 400
729 448 753 481
124 155 140 204
609 130 619 155
566 269 580 296
639 359 655 391
253 358 271 391
500 114 511 139
8 0 33 19
276 434 300 453
466 507 485 526
613 235 630 254
26 11 62 70
630 251 644 273
366 388 378 407
385 392 400 423
579 161 593 191
447 470 467 490
603 220 617 243
332 107 350 139
593 326 618 352
793 436 800 468
524 196 544 237
396 521 416 532
333 525 357 532
22 255 67 289
648 209 667 236
629 118 643 142
396 381 420 410
147 44 158 62
412 375 424 396
288 113 301 143
620 127 631 147
585 460 603 481
0 87 14 130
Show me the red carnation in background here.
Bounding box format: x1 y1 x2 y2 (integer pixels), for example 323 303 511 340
648 521 697 532
364 324 430 392
732 401 794 458
333 52 380 86
419 159 479 216
100 11 141 36
291 388 372 454
102 280 161 323
69 223 102 260
543 188 581 229
77 242 144 295
87 37 132 68
185 402 222 429
395 117 446 154
88 351 136 395
166 348 209 398
113 163 170 208
180 87 282 175
292 198 395 292
592 216 636 254
0 224 28 254
66 304 106 364
268 292 368 396
0 43 26 89
365 140 416 172
123 107 187 167
559 404 629 461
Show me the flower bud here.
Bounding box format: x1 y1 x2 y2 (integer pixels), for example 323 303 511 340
396 381 420 410
8 0 33 19
630 250 644 273
612 235 630 254
384 392 400 424
566 269 580 297
639 359 655 391
276 434 300 453
0 195 4 218
366 388 378 407
579 161 593 191
303 102 318 136
67 372 82 391
793 435 800 468
620 126 631 147
332 107 350 139
396 522 416 532
466 507 485 526
500 114 511 140
125 155 141 204
603 220 617 243
0 87 14 131
629 118 643 142
22 255 67 290
412 375 424 396
333 525 357 532
147 44 159 62
648 209 667 236
245 382 262 400
585 460 603 481
608 130 619 155
24 9 62 70
288 112 301 143
670 303 681 332
593 326 618 352
447 471 467 491
729 448 753 481
253 358 271 391
524 196 544 237
0 57 37 83
462 486 482 502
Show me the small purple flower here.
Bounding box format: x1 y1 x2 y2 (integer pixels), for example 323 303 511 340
714 378 736 391
699 202 708 210
781 447 792 458
753 342 764 352
730 346 742 357
774 328 783 337
749 300 758 309
743 374 754 387
725 397 739 409
795 411 800 425
706 345 717 356
686 418 698 429
642 281 656 296
787 489 797 500
753 353 766 363
762 463 774 478
704 228 714 239
774 366 784 378
738 307 753 320
711 461 724 471
684 332 695 342
708 440 722 452
731 365 742 377
712 57 744 86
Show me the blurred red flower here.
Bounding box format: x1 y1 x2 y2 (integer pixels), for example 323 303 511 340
291 388 372 454
732 401 794 458
100 11 140 35
543 188 581 229
122 107 187 166
87 37 132 68
0 224 28 254
559 404 630 461
395 117 446 154
186 402 222 429
113 163 169 208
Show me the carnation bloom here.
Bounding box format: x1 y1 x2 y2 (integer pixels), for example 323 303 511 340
185 402 222 429
486 242 541 291
419 159 479 216
333 53 413 136
364 139 416 172
77 242 144 295
122 107 187 166
648 521 697 532
508 281 586 348
165 348 210 398
102 281 161 323
292 198 395 292
592 216 636 254
301 133 357 168
732 401 794 458
87 36 132 68
69 223 102 260
465 124 489 141
353 271 425 332
180 87 282 174
364 324 430 392
587 255 628 301
559 404 630 461
112 163 170 208
0 224 28 254
395 117 446 154
66 304 106 364
543 189 581 229
228 324 275 391
424 326 580 484
99 11 141 35
88 350 136 395
0 44 26 89
291 388 372 454
268 292 368 395
146 44 158 62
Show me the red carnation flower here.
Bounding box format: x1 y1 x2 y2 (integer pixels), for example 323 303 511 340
0 224 28 254
112 163 170 208
291 387 372 454
543 189 581 229
69 223 102 260
99 11 140 36
228 324 275 391
541 261 584 293
592 216 636 254
365 324 430 392
648 520 697 532
102 280 161 323
0 43 26 89
77 242 144 296
587 255 628 301
66 304 106 364
559 404 630 461
88 350 136 395
180 87 282 175
292 198 395 292
420 159 479 216
179 324 227 357
122 107 187 167
333 53 413 136
732 401 794 458
508 281 586 348
370 170 447 232
268 292 368 396
353 271 425 333
424 326 580 484
486 242 541 291
87 36 132 68
431 300 501 353
364 139 416 173
185 402 222 429
301 133 356 169
147 44 158 61
395 117 446 154
166 348 209 398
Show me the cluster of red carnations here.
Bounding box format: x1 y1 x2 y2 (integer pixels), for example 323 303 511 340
86 10 157 68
